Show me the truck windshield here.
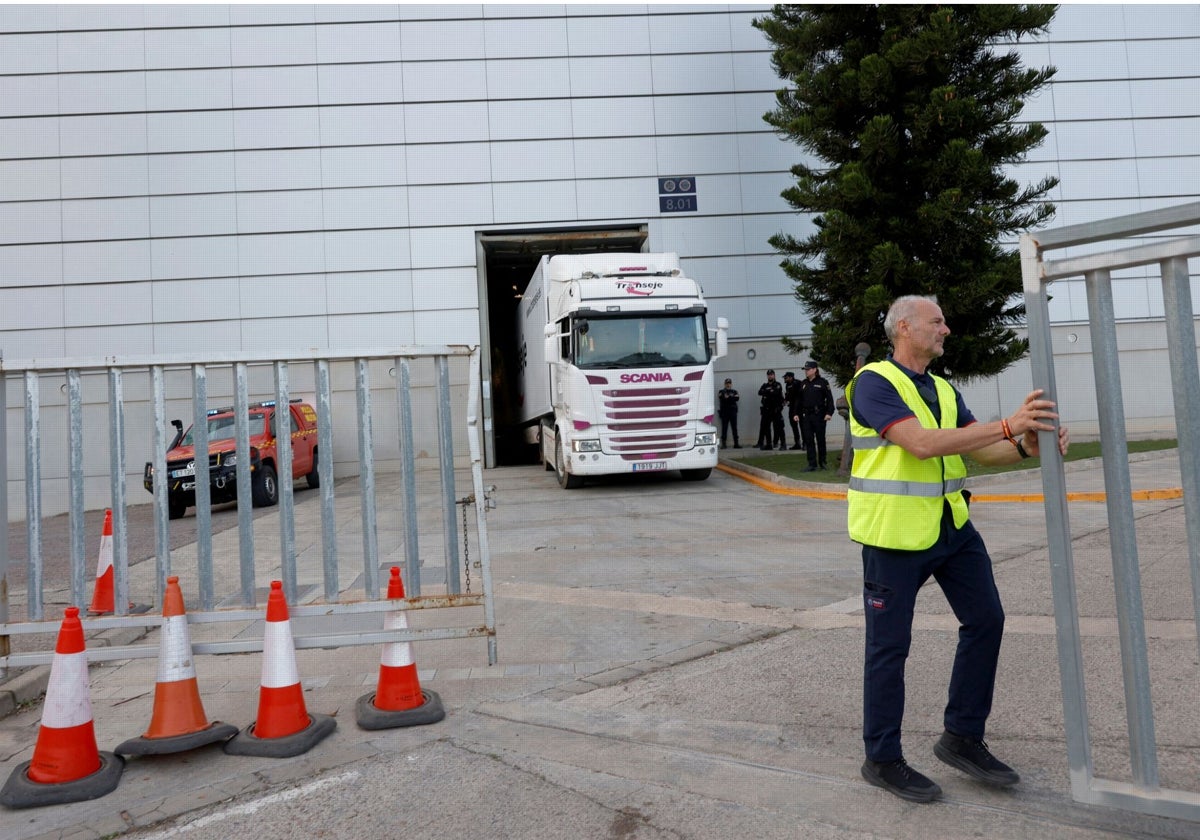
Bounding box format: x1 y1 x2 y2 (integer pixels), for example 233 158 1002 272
575 314 709 369
180 412 267 446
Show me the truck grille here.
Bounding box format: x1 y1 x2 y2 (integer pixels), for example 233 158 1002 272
601 386 692 457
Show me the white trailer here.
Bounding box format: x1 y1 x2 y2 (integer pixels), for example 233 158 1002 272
516 252 728 488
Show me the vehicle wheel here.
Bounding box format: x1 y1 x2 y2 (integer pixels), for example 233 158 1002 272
306 448 320 489
252 464 279 507
680 468 711 482
555 434 583 489
167 497 187 520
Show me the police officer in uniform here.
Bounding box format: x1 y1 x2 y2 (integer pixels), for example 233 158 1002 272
756 369 785 450
848 295 1069 803
717 378 740 448
798 360 835 471
783 372 803 450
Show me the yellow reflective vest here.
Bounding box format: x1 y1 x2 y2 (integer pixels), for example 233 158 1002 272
847 361 969 551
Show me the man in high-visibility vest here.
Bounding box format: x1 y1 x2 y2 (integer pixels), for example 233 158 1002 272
847 295 1069 803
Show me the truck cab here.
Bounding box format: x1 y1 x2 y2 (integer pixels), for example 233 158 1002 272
517 253 728 489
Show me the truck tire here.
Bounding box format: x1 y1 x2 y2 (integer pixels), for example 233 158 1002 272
306 448 320 489
252 463 279 507
168 497 187 520
680 468 711 482
555 435 583 490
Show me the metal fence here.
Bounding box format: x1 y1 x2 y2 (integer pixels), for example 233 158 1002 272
0 346 496 673
1021 201 1200 821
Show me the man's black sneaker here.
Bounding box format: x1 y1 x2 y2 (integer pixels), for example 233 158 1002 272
861 758 942 803
790 444 802 450
934 731 1020 786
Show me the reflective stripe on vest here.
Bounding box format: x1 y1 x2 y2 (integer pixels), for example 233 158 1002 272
846 361 970 551
848 476 967 497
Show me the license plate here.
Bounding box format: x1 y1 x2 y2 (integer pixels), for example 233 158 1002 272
171 466 195 478
632 461 668 472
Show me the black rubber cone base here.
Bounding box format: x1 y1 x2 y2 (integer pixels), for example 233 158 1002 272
115 721 240 756
355 689 445 731
0 751 124 809
223 712 336 758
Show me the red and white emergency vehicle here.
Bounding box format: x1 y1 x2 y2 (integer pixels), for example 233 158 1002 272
143 398 320 518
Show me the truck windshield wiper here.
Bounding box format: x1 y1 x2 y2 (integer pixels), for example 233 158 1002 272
616 352 667 366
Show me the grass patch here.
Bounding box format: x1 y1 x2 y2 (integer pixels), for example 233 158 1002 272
735 439 1177 484
963 437 1176 476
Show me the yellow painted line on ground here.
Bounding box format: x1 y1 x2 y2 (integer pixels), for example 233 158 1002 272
716 462 1183 503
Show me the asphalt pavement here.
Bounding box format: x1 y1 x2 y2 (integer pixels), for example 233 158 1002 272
1 448 1197 840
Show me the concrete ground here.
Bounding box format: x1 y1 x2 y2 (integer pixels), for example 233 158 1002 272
1 449 1197 839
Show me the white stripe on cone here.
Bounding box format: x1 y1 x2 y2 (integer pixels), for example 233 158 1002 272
41 650 93 729
156 614 197 684
95 532 113 576
380 609 415 668
261 618 300 689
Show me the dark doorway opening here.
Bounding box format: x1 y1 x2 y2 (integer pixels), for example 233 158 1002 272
479 226 647 466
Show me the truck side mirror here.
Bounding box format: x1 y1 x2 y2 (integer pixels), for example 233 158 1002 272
714 316 729 360
543 322 560 363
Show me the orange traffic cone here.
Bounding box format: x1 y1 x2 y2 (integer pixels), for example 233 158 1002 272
87 510 116 615
115 577 238 756
356 567 444 730
0 607 124 808
224 580 335 758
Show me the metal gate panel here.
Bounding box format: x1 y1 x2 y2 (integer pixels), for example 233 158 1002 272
1021 201 1200 820
1 346 496 672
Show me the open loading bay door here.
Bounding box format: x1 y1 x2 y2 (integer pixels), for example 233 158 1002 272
479 226 647 467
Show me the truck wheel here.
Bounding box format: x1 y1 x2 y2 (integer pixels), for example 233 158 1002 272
168 497 187 520
252 464 279 507
306 448 320 489
555 435 583 490
680 468 711 482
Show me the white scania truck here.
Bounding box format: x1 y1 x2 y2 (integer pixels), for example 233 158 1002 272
516 252 728 488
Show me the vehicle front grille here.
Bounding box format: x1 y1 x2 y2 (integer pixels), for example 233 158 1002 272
601 386 694 456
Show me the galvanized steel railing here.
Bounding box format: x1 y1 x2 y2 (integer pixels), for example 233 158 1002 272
0 346 496 672
1021 201 1200 821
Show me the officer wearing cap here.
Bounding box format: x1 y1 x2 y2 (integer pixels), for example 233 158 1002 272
756 369 785 450
717 378 740 448
798 360 836 471
783 372 803 450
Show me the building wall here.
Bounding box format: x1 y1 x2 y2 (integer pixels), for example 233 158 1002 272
1 4 1197 474
0 3 810 364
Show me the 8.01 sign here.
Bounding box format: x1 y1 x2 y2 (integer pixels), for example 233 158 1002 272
658 176 698 213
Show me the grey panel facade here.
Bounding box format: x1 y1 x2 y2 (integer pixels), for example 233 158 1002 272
0 4 1197 448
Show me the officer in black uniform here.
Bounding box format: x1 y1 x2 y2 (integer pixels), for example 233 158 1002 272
799 360 836 470
783 371 804 450
756 369 785 450
717 378 740 449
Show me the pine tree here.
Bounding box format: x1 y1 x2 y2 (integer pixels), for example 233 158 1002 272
754 4 1059 385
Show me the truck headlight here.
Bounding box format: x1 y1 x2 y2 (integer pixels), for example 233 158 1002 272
694 432 717 446
224 454 237 467
572 439 602 453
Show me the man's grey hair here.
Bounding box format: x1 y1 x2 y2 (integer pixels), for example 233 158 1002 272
883 295 939 342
